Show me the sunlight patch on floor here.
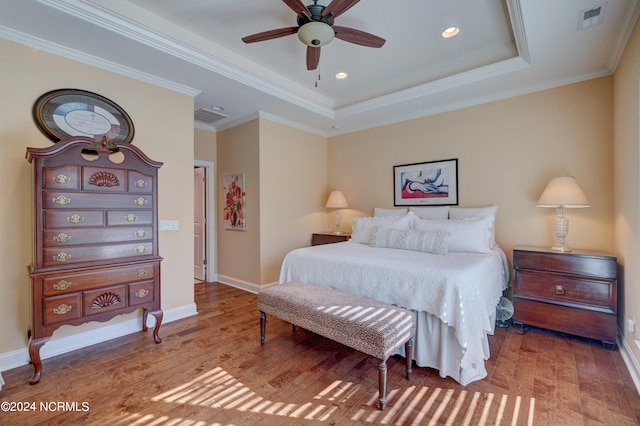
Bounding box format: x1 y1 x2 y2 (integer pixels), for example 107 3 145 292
115 366 539 424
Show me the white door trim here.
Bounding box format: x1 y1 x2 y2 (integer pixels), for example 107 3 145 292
194 160 216 282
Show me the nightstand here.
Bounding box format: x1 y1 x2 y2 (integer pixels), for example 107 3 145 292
512 245 617 349
311 232 351 246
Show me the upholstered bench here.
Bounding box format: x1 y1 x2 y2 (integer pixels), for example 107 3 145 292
258 281 417 410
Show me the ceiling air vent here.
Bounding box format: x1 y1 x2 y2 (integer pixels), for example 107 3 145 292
578 3 607 30
194 107 227 124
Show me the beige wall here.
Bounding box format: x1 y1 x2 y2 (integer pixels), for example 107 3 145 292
194 127 216 163
328 77 615 258
217 120 262 284
613 17 640 369
216 118 327 287
258 119 327 283
0 38 194 359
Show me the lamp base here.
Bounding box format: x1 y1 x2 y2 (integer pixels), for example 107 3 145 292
551 243 572 252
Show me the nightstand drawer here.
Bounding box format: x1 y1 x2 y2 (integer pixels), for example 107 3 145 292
513 298 616 343
515 270 614 312
514 248 616 279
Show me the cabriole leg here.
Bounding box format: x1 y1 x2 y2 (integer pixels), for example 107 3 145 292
28 337 49 385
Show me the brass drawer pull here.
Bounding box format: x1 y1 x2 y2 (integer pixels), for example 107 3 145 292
53 252 71 262
136 229 147 238
53 195 71 205
135 289 150 298
135 269 148 278
555 285 565 295
125 213 138 222
136 246 147 254
134 179 147 188
53 174 71 184
53 232 72 243
67 214 84 224
134 197 148 206
53 280 71 291
53 304 72 315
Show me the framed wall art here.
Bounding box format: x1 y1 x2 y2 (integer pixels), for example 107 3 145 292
393 159 458 206
223 174 246 231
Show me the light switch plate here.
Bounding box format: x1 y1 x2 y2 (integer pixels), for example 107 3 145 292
159 220 179 231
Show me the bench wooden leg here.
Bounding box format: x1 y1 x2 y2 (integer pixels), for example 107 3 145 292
260 311 266 346
377 360 387 410
405 337 413 380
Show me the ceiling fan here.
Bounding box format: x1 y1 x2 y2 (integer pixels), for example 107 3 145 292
242 0 385 71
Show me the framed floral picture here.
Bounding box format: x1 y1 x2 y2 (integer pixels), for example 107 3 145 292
393 159 458 206
223 174 246 230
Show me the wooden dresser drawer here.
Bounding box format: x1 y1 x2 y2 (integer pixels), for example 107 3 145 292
44 210 105 228
43 242 153 267
129 281 155 306
106 210 153 225
43 293 81 325
513 247 616 279
44 226 153 247
514 270 614 312
82 167 126 192
127 171 153 193
43 191 153 209
83 285 127 316
513 298 616 343
42 263 155 297
43 165 80 190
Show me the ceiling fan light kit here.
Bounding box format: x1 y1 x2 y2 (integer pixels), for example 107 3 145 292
298 21 335 46
242 0 385 71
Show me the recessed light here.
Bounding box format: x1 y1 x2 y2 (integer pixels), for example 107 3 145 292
441 27 460 38
335 72 348 79
209 105 224 111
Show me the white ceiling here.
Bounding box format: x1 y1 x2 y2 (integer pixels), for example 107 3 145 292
1 0 638 136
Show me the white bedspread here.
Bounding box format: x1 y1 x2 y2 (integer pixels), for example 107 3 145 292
279 241 509 384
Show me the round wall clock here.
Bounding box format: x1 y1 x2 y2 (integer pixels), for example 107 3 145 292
33 89 135 143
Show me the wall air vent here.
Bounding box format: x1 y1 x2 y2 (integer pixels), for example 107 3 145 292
194 107 228 124
578 2 607 30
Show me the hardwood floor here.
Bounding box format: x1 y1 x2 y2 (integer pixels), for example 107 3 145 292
2 282 639 425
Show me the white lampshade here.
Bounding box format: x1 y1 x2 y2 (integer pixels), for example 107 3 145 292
537 176 590 208
297 22 335 47
537 176 590 252
325 190 349 209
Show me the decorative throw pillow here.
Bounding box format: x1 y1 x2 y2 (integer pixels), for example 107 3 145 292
449 205 498 247
373 207 408 217
411 216 493 253
350 213 414 244
409 206 450 220
369 226 450 255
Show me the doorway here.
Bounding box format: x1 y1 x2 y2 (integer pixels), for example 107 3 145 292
194 160 215 282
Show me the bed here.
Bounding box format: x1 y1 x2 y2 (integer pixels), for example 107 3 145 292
278 208 509 386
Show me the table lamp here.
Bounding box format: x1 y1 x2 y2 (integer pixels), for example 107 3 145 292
536 175 590 252
325 190 349 234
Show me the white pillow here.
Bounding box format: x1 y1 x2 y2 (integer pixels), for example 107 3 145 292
411 216 493 253
374 207 408 217
351 214 414 244
449 206 498 247
370 226 450 255
409 206 450 220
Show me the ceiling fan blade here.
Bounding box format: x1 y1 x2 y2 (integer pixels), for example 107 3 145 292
333 26 385 48
242 27 298 44
282 0 310 20
306 46 320 70
322 0 360 20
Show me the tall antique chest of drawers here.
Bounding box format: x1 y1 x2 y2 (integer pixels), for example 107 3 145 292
26 137 163 384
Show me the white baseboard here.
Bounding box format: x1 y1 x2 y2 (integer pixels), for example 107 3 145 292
0 303 197 374
216 274 277 294
619 331 640 395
